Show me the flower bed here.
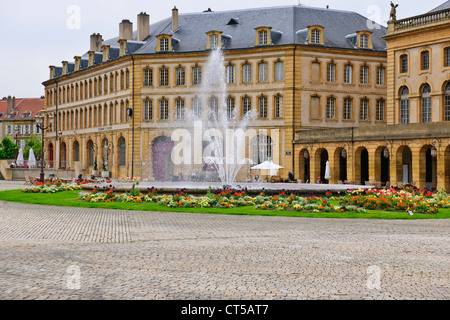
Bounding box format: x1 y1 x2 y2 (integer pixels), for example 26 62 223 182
116 177 155 183
339 187 450 214
76 187 449 214
22 183 82 193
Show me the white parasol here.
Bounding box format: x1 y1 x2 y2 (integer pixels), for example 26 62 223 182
28 148 37 168
17 148 24 166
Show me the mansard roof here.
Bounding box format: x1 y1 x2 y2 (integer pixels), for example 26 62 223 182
46 5 386 81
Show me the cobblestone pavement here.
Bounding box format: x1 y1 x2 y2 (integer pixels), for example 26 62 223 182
0 197 448 300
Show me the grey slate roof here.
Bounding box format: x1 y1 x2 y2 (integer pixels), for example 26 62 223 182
49 5 386 80
428 0 450 12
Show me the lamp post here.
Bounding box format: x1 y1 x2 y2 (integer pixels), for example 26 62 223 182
58 130 62 168
36 114 52 183
14 125 19 161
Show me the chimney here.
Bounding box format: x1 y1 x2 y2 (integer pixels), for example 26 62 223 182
137 12 150 41
172 6 179 32
7 96 12 114
119 19 133 40
12 96 16 109
90 33 103 52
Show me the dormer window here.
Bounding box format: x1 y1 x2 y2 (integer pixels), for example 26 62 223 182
307 25 324 45
255 27 272 46
102 45 110 62
356 31 373 49
74 57 81 71
88 51 95 66
119 40 127 56
156 35 172 52
206 31 222 50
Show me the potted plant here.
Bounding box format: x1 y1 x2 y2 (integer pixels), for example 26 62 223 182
92 157 98 176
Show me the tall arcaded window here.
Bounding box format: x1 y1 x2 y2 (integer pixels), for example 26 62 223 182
421 84 431 123
400 86 410 124
445 82 450 121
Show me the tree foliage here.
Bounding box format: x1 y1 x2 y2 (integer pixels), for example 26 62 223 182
0 137 17 159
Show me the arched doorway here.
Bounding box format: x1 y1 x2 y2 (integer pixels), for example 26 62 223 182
49 143 54 168
420 145 437 189
299 149 310 183
375 146 389 185
152 136 174 181
355 147 369 185
445 145 450 191
314 148 329 184
60 142 66 169
334 147 347 183
396 146 412 185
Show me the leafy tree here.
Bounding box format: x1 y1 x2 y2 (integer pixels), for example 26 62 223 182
23 134 42 160
0 137 17 159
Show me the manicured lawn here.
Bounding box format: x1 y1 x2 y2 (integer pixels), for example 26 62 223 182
0 189 449 219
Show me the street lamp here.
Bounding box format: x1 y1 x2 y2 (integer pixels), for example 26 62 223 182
35 114 52 183
58 130 62 168
14 125 19 161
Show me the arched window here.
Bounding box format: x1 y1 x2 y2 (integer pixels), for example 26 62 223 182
421 84 431 123
73 141 80 162
87 140 94 166
119 138 126 166
400 86 410 124
444 82 450 121
251 135 273 164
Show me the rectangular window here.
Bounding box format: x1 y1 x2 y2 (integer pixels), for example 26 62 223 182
176 100 185 120
176 67 185 86
311 29 321 44
310 96 320 119
259 63 267 82
226 98 235 119
144 69 153 87
400 99 410 124
243 64 252 83
242 97 251 116
226 65 235 84
258 96 267 119
360 65 369 84
311 62 320 83
193 67 202 85
344 65 353 84
421 51 429 70
326 97 335 120
193 99 202 120
400 54 408 73
160 68 169 86
343 98 352 120
160 38 169 51
376 100 384 121
327 63 335 83
445 48 450 67
209 67 218 84
210 34 219 49
209 98 218 120
376 67 385 86
274 96 282 118
360 99 369 121
144 100 152 120
360 34 369 48
160 100 168 120
258 30 268 45
275 62 284 81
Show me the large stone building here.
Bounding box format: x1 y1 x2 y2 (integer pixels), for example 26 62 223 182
41 5 387 181
294 1 450 190
0 96 45 152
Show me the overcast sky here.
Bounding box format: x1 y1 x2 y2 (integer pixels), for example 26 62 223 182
0 0 443 98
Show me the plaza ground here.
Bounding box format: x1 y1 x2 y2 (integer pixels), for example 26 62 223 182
0 179 448 300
